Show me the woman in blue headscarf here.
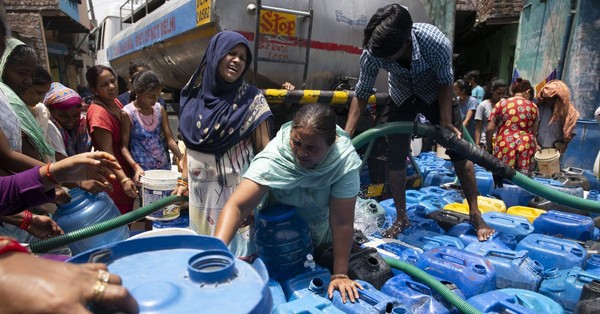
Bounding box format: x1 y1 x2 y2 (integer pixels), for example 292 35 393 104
175 31 273 260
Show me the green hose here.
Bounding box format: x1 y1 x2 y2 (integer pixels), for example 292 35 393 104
384 258 482 314
29 195 188 254
351 122 600 213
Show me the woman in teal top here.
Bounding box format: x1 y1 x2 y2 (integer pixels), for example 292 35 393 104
215 103 363 303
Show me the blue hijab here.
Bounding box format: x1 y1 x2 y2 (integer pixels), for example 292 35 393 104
179 31 272 154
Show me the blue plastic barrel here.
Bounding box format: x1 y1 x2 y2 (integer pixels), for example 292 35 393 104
562 119 600 169
397 229 463 251
53 188 129 255
446 223 510 249
533 210 595 241
282 266 331 301
381 272 460 314
268 279 287 309
254 204 312 281
68 235 272 313
482 212 534 241
464 244 544 291
489 180 535 208
273 294 344 314
467 288 564 314
414 246 496 298
516 234 586 270
330 280 407 314
586 254 600 273
423 170 456 187
539 267 600 313
475 168 494 196
361 237 423 264
405 213 445 234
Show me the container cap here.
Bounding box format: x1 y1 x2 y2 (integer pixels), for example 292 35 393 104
258 204 296 222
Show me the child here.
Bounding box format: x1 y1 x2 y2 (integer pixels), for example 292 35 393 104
120 70 182 184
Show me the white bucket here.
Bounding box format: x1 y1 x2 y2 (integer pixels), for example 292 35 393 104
140 170 180 221
535 148 561 176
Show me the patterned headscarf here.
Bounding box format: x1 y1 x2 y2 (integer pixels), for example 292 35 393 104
537 80 580 140
44 82 82 110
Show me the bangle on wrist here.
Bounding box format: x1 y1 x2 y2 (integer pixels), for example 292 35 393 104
331 274 349 281
0 237 28 255
45 163 60 185
177 178 189 188
19 210 33 230
120 178 132 186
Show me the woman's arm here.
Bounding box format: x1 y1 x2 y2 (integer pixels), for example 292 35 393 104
250 120 271 153
160 107 182 161
474 120 483 146
91 128 138 197
119 112 143 184
463 109 475 127
485 120 497 153
0 130 44 172
214 178 269 245
326 196 362 303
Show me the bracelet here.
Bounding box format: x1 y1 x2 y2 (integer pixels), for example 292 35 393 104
178 177 188 183
19 210 33 230
120 178 132 186
177 179 189 188
45 163 60 185
0 237 28 255
331 274 350 281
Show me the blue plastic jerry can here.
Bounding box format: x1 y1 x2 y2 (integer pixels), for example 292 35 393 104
467 288 564 314
330 280 407 314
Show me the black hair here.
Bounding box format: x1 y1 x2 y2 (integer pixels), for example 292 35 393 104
32 65 52 86
85 65 117 90
292 103 337 146
511 77 532 94
454 79 472 96
363 4 413 58
490 79 507 91
130 70 163 101
465 70 481 85
5 44 36 67
128 60 148 77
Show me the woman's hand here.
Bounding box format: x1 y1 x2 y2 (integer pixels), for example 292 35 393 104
27 215 64 239
0 252 139 313
172 185 189 197
440 121 462 139
51 151 121 185
328 275 363 303
79 180 112 194
122 180 139 199
133 168 145 185
53 187 71 205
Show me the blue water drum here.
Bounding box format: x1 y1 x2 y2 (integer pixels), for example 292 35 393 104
474 168 494 196
361 237 423 264
562 119 600 169
53 188 129 255
152 210 189 229
464 244 544 291
268 279 287 309
446 223 511 249
539 267 600 313
273 294 344 314
68 235 272 313
414 246 496 299
282 266 331 301
532 177 585 197
405 213 445 234
482 212 534 241
331 280 407 314
419 187 464 206
516 234 586 270
423 170 456 187
467 288 564 314
381 272 464 314
489 180 535 208
254 204 312 281
533 210 595 241
574 280 600 314
397 229 463 251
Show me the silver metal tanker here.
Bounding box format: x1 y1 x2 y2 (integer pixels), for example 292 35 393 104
101 0 428 92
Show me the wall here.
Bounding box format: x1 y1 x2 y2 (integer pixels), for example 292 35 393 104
6 12 49 69
421 0 456 44
477 0 523 24
515 0 600 118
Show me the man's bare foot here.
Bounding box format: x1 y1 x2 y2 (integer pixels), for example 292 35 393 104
382 217 411 239
470 215 494 241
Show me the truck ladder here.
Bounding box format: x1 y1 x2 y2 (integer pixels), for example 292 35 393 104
253 0 313 88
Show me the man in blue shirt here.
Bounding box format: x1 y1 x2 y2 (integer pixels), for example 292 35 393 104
344 4 493 240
